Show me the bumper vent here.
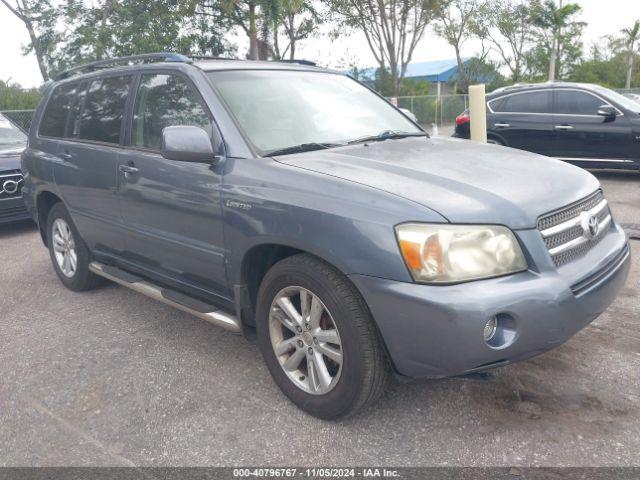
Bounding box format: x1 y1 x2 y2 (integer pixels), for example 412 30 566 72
0 170 24 200
537 190 612 267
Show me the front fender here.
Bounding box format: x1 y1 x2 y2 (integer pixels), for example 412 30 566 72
221 157 447 285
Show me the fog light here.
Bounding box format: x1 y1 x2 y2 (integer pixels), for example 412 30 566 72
483 316 498 342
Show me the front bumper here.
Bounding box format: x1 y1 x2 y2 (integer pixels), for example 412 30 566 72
350 223 631 379
0 196 31 224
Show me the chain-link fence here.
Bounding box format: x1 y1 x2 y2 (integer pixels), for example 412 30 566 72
615 88 640 95
0 109 35 133
397 95 468 131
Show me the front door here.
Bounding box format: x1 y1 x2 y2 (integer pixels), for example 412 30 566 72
118 72 229 300
552 89 634 168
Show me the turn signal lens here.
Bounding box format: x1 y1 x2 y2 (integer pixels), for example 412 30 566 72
395 223 527 283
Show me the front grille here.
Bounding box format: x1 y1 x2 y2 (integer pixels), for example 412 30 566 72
0 170 24 200
0 205 27 219
537 190 612 267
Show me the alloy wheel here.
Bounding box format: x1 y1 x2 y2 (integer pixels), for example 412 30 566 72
52 218 77 278
268 286 343 395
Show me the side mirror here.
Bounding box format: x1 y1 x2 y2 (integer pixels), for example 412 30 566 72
399 107 418 123
597 105 617 119
161 125 216 163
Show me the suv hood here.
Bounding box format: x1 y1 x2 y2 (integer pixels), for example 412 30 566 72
275 136 599 229
0 145 23 171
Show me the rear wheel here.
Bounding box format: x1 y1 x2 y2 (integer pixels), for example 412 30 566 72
46 202 101 291
256 254 389 419
487 136 505 146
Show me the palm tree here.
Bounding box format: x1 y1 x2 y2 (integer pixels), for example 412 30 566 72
621 20 640 89
532 0 582 81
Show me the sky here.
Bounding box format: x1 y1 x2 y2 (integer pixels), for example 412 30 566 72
1 0 639 88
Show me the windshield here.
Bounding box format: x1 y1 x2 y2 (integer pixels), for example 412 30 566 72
595 87 640 114
0 115 27 148
207 70 422 155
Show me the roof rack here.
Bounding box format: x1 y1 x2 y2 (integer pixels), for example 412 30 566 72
189 55 237 61
54 53 192 81
276 59 317 66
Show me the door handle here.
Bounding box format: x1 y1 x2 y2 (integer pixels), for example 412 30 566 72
494 123 511 128
119 164 139 175
554 125 574 130
59 152 73 160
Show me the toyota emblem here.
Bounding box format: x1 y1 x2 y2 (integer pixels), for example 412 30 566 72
587 215 599 238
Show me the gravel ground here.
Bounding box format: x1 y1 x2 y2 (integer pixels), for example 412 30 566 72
0 170 638 467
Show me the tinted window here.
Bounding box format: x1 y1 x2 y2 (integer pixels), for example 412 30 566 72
39 83 79 138
79 76 131 144
555 90 607 115
67 82 87 138
493 91 552 114
132 74 211 150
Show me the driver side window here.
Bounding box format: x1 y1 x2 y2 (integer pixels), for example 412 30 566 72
132 73 212 151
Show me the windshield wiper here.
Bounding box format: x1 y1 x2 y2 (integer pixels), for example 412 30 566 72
264 142 343 157
348 130 427 145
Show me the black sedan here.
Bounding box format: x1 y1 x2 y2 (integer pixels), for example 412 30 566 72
454 82 640 171
0 113 30 223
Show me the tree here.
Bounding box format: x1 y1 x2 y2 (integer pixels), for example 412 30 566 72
478 0 533 83
434 0 483 93
620 20 640 89
205 0 265 59
265 0 322 60
0 0 59 81
3 0 235 82
328 0 441 97
530 0 583 81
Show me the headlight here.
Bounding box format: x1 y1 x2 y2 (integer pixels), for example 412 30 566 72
395 223 527 283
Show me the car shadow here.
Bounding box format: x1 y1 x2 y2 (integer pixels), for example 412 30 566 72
0 219 37 238
589 169 640 181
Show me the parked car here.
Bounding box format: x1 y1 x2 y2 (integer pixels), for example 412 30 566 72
22 54 630 419
454 82 640 171
0 113 30 224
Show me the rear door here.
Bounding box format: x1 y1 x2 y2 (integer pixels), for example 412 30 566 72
49 75 133 254
117 71 229 300
487 90 554 155
552 88 634 167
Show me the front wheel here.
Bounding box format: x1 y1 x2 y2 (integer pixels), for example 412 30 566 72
256 254 389 419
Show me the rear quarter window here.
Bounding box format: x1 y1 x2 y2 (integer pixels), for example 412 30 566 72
39 83 79 138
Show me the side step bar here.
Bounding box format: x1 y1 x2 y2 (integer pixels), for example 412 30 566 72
89 261 241 334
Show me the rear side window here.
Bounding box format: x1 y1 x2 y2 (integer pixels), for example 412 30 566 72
490 91 552 114
39 83 79 138
554 90 606 115
79 75 132 144
132 73 211 151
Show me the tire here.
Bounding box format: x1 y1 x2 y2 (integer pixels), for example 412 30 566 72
487 136 505 146
256 254 389 419
46 202 102 292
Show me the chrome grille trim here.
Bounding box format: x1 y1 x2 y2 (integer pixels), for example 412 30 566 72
548 214 611 256
0 170 24 199
540 199 608 238
537 190 613 267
